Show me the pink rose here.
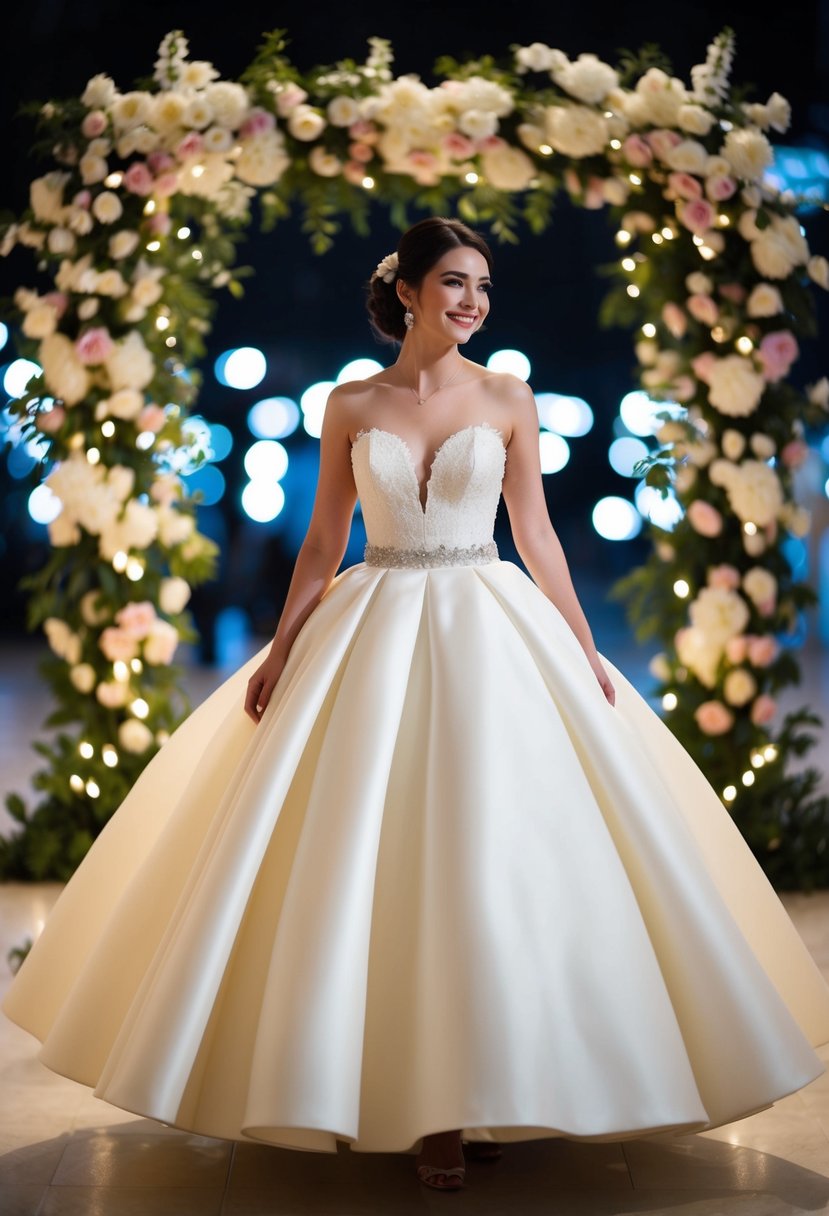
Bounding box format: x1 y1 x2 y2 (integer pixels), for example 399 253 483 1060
667 172 702 201
123 161 155 196
147 151 175 174
442 132 476 159
687 293 719 326
73 189 92 209
692 351 717 383
750 693 777 725
695 700 735 735
239 108 276 138
708 563 741 590
146 212 172 235
662 301 687 339
75 326 114 365
645 128 682 159
687 500 723 537
342 158 368 186
275 83 308 117
43 291 69 318
725 636 749 664
671 375 697 401
153 171 180 198
477 134 506 152
348 119 379 143
348 141 374 163
747 635 779 667
115 600 158 639
138 403 167 432
35 405 66 433
622 134 652 167
176 132 205 161
718 282 746 303
781 439 809 468
81 110 108 139
99 626 139 662
705 174 737 202
677 198 716 233
758 330 799 382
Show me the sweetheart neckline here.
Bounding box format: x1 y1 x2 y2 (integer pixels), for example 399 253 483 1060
351 422 506 514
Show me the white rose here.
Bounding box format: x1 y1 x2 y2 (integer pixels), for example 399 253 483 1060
751 232 795 279
159 576 191 614
742 104 770 130
96 269 128 298
707 355 766 417
677 104 716 135
96 680 129 708
749 432 776 459
39 332 91 406
721 429 746 460
82 74 117 109
156 503 195 546
458 108 499 140
286 104 327 141
98 498 159 559
74 482 121 535
480 144 536 191
649 652 672 681
629 67 687 126
690 585 750 646
727 461 784 526
92 191 123 224
109 230 140 260
70 663 97 693
203 125 233 153
808 255 829 290
327 95 362 126
308 145 343 177
545 104 608 158
553 53 618 104
185 97 214 129
722 128 774 181
102 388 144 420
724 669 757 707
118 718 154 753
746 282 783 317
30 171 70 223
205 81 250 129
743 566 777 607
675 626 721 688
179 60 219 91
515 42 557 73
68 208 94 236
79 154 108 185
766 92 791 133
131 275 164 308
111 91 154 132
150 91 188 134
664 139 708 175
78 298 99 320
22 302 59 339
143 619 179 665
105 331 154 392
807 377 829 409
48 512 82 546
235 130 290 187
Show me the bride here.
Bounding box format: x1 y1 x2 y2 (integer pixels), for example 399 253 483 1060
5 217 829 1194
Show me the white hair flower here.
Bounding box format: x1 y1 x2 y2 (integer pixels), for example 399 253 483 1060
375 251 398 283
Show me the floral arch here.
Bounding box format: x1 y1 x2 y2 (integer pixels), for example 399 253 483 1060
2 26 829 888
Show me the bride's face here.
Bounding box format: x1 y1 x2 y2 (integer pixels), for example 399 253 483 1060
403 246 492 342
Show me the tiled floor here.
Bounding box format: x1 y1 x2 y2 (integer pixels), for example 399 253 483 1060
1 634 829 1214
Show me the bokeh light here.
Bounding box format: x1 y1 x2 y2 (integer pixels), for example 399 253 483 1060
619 390 683 437
608 436 650 477
248 396 300 439
300 381 336 438
536 393 594 436
634 482 684 529
241 480 286 523
243 440 289 481
0 322 8 352
592 496 643 541
486 349 531 381
28 484 62 525
336 357 384 383
182 464 226 506
3 358 40 399
538 431 570 474
214 346 267 390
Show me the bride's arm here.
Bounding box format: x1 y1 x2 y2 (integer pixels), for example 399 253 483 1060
499 378 615 704
245 386 357 722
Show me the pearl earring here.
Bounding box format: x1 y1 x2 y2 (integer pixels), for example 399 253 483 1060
403 302 414 330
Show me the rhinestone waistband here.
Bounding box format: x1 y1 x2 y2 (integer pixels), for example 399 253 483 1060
364 541 499 569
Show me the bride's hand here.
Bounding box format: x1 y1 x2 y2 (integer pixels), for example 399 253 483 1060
588 653 616 707
245 650 287 724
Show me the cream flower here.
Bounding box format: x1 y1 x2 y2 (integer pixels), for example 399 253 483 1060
81 73 117 109
92 191 123 224
118 719 154 753
552 53 618 104
205 81 249 128
480 144 536 191
706 355 766 417
722 128 774 181
327 95 362 127
111 91 154 132
746 283 783 317
287 104 327 141
677 104 716 135
236 131 290 187
39 332 91 406
544 105 608 158
105 331 155 392
159 576 191 614
69 663 97 694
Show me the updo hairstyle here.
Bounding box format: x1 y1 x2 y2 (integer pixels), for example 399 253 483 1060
365 216 493 344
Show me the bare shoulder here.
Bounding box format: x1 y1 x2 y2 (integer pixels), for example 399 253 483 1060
475 369 536 445
323 378 383 443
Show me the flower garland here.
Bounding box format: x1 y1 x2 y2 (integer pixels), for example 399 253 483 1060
1 26 828 886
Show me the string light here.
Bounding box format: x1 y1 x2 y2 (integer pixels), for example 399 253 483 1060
113 660 129 682
661 227 674 240
86 779 101 798
143 200 156 215
538 144 553 156
126 557 144 581
764 744 778 761
112 550 129 572
629 173 642 185
362 175 375 189
146 239 161 252
101 420 116 437
609 138 621 149
662 692 678 710
699 245 716 260
641 323 656 337
165 336 177 347
104 172 123 188
131 698 150 719
615 230 632 246
673 578 690 597
130 658 143 673
69 774 85 793
177 226 191 239
741 770 755 786
79 740 94 759
717 213 731 226
464 171 478 185
627 284 640 297
751 750 766 768
736 336 754 354
102 745 118 768
191 164 205 178
156 315 170 331
723 784 737 801
743 522 757 536
86 447 101 464
621 257 636 272
651 232 664 244
192 249 203 260
692 235 704 246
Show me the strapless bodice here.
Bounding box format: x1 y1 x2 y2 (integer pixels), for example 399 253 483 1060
350 422 506 564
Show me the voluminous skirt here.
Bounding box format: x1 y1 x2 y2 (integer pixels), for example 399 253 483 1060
4 559 829 1153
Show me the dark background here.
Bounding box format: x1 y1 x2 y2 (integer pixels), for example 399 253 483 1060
1 0 827 652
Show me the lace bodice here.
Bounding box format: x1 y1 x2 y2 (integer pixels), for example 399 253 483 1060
350 422 507 555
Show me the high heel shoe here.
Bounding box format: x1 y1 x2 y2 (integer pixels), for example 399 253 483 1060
462 1138 502 1161
416 1162 466 1190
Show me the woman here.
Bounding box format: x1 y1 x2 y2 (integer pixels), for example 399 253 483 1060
5 217 829 1194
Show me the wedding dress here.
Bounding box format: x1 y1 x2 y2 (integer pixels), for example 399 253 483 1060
5 419 829 1154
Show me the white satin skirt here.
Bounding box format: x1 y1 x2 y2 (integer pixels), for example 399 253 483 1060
4 559 829 1153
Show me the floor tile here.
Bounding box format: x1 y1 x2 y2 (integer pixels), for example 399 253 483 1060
39 1185 224 1215
0 1182 48 1216
51 1133 231 1188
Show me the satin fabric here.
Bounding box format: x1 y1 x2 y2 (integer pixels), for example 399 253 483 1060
4 422 829 1153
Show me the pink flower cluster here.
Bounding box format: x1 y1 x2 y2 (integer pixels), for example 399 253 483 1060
758 330 799 382
725 633 780 666
75 326 114 365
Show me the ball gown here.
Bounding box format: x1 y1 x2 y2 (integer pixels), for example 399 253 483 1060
4 419 829 1154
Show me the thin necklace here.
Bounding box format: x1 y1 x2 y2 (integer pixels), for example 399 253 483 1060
408 365 465 406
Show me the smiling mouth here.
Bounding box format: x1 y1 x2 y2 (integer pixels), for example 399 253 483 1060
447 313 477 326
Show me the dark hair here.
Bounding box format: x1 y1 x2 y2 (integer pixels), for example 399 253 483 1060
365 216 493 344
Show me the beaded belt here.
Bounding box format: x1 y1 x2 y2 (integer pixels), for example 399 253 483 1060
364 541 499 569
